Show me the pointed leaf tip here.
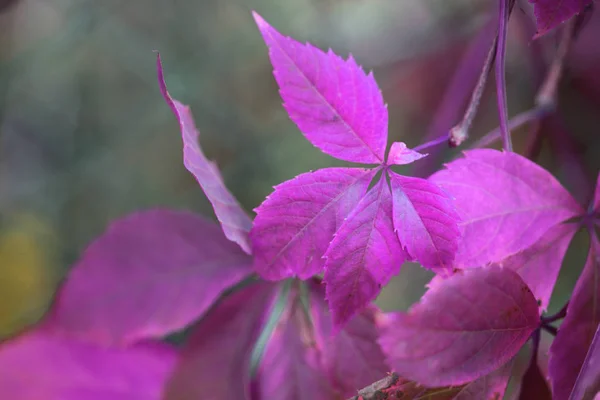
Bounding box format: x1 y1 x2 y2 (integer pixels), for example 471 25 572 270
387 142 427 165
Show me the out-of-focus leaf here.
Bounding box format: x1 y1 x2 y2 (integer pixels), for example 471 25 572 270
49 209 253 346
430 149 583 268
569 324 600 400
379 266 539 386
529 0 593 37
518 360 552 400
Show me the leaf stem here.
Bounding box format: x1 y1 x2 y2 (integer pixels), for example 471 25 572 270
495 0 513 152
541 301 569 324
542 324 558 336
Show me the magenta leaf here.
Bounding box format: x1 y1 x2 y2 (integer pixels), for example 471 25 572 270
430 149 583 268
549 237 600 400
389 171 461 271
49 209 253 346
308 280 389 396
164 282 277 400
501 222 577 311
0 330 176 400
569 324 600 400
157 54 252 254
253 12 388 164
379 266 539 386
324 177 406 329
252 288 334 400
529 0 593 37
518 359 552 400
594 172 600 213
387 142 427 166
251 168 376 280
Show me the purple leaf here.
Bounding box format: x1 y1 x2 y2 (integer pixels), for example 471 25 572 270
157 54 252 254
164 282 277 400
252 288 334 400
430 149 583 268
308 280 389 397
379 266 539 386
387 142 427 166
0 330 176 400
549 237 600 400
253 12 388 164
324 177 406 329
594 172 600 213
49 209 253 346
569 324 600 400
518 360 552 400
529 0 593 37
388 171 461 271
251 168 376 280
501 222 577 311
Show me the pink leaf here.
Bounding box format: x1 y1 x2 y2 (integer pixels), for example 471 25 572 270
308 280 389 397
379 266 540 386
49 209 253 346
164 282 277 400
501 222 577 311
252 288 334 400
253 12 388 164
324 177 406 329
251 168 377 280
549 237 600 400
569 324 600 400
157 54 252 254
388 171 461 271
430 149 583 268
0 330 176 400
594 171 600 213
529 0 593 37
387 142 427 166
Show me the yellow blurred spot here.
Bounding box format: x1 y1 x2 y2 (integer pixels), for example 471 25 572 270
0 213 58 339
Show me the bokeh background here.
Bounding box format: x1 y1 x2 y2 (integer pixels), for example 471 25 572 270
0 0 599 344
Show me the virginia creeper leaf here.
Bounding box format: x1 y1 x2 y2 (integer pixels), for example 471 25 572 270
164 282 277 400
518 360 552 400
387 142 427 166
324 177 406 329
529 0 593 37
501 222 577 311
157 54 252 254
0 329 176 400
389 171 461 271
251 168 376 280
252 288 334 400
549 237 600 400
569 324 600 400
49 209 253 346
379 266 539 386
430 149 582 268
308 280 389 397
253 12 388 164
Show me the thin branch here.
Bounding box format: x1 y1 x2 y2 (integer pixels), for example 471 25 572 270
542 324 558 337
541 302 569 324
495 0 513 151
347 373 400 400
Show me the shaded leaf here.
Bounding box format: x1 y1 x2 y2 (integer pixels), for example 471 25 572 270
379 266 539 386
309 280 389 397
530 0 593 37
49 209 253 346
549 237 600 400
569 324 600 400
253 12 388 164
389 171 460 271
594 171 600 213
501 222 577 311
518 360 552 400
164 282 277 400
251 168 376 280
324 177 406 329
430 149 582 268
0 329 176 400
157 54 252 253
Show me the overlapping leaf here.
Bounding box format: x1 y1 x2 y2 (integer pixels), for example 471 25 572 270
518 359 552 400
549 237 600 400
430 149 582 268
501 222 577 311
0 329 176 400
49 209 253 346
568 324 600 400
324 178 406 329
164 282 277 400
379 266 539 386
529 0 593 37
250 168 376 280
157 54 252 254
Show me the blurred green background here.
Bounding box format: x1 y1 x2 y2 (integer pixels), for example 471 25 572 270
0 0 598 340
